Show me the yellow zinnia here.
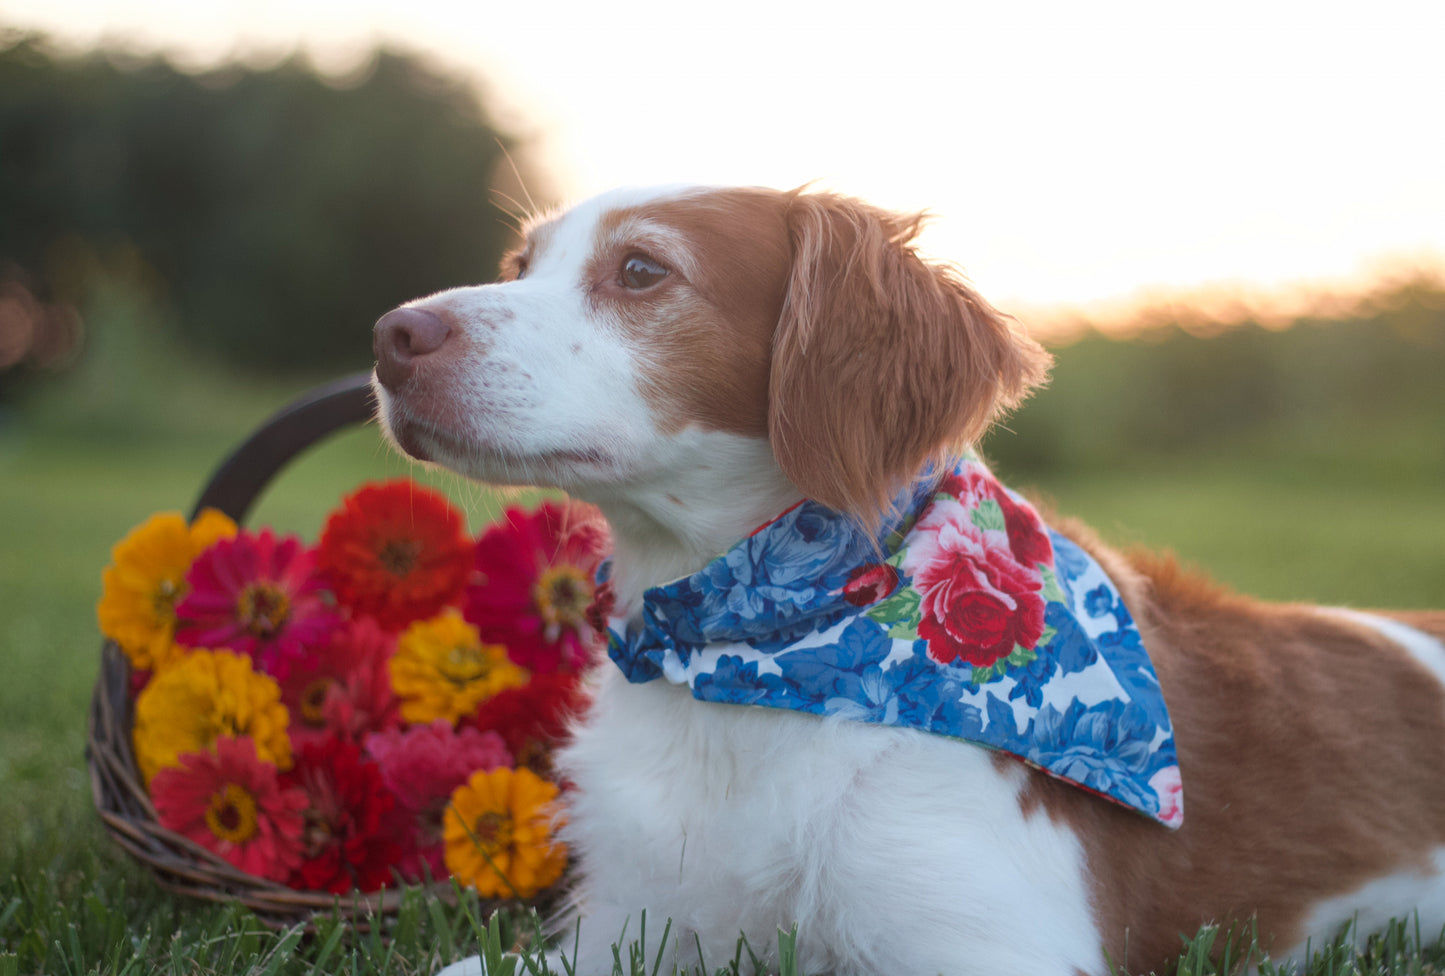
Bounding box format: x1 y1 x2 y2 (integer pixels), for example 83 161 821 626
133 648 291 785
443 766 566 898
97 508 238 672
389 610 528 724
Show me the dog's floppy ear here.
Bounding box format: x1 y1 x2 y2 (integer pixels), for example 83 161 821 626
769 190 1051 525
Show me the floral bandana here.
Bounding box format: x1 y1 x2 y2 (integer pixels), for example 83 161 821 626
603 456 1184 828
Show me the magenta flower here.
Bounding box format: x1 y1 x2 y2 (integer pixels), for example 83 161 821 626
176 529 339 680
281 617 400 751
463 501 611 674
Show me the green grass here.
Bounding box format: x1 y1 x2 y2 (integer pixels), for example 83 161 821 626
2 317 1443 973
998 454 1445 609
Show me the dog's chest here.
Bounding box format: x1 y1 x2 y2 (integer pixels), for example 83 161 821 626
557 672 1107 973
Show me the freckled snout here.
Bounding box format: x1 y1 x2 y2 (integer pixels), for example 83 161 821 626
373 306 452 390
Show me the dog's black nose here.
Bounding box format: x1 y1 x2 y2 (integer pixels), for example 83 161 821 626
373 306 452 390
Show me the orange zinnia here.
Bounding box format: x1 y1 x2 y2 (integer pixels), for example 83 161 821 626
443 766 566 899
389 610 528 724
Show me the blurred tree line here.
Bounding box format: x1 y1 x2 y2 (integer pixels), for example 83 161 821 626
0 29 528 399
983 277 1445 479
0 25 1439 479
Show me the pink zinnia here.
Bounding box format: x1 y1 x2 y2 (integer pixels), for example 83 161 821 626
281 618 400 750
150 735 307 882
364 719 513 881
463 502 611 674
177 529 339 679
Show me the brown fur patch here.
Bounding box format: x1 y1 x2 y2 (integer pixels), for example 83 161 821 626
581 188 795 437
769 191 1052 526
1016 525 1445 974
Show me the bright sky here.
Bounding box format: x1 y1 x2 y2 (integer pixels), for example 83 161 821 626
5 0 1444 327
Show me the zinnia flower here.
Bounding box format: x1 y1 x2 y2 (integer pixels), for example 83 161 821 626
150 735 307 882
285 737 403 893
389 610 528 725
364 720 512 880
463 502 610 673
317 480 473 631
469 671 588 775
280 617 399 750
176 529 339 679
97 509 238 672
444 766 566 899
132 648 292 785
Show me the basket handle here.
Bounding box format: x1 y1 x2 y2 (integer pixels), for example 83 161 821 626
189 372 377 524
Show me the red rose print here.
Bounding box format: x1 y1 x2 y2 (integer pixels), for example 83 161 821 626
902 496 1047 669
990 485 1053 568
841 563 901 606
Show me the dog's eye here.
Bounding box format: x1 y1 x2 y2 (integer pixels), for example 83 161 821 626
620 254 668 290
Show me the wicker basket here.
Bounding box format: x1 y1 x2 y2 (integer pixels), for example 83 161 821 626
85 373 471 928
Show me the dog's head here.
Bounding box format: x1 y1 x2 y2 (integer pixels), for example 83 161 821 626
373 185 1050 530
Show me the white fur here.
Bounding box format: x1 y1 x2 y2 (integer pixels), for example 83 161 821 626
1278 848 1445 964
1329 610 1445 690
544 673 1102 976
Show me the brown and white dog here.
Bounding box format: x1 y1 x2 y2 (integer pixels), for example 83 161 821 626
371 185 1445 976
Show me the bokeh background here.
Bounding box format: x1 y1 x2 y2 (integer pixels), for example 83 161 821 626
0 0 1442 966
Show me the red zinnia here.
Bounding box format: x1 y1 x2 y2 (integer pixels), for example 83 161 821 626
463 502 610 674
280 618 400 751
317 481 473 632
176 529 339 680
150 735 307 883
284 738 404 893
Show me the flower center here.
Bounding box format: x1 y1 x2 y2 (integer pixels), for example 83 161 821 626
204 783 259 844
378 538 422 577
299 678 333 726
152 576 182 622
471 810 514 857
533 565 592 634
439 642 488 686
236 583 290 638
302 810 335 856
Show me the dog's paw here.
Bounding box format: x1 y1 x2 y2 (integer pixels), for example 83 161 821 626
433 956 484 976
434 951 563 976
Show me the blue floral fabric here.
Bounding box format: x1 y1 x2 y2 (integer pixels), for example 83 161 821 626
603 456 1184 828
